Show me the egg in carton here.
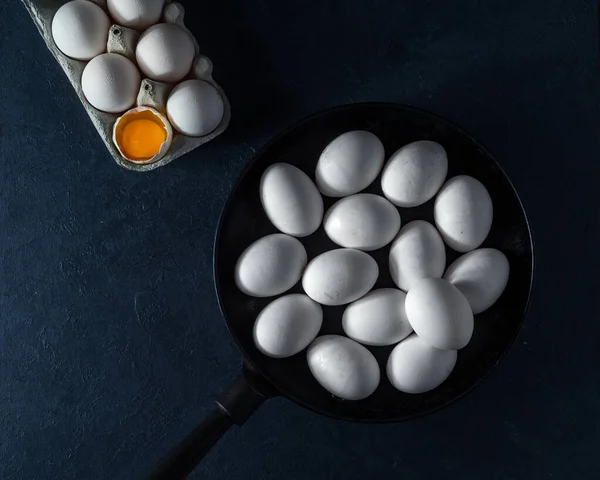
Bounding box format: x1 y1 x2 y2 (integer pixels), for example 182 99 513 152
21 0 231 172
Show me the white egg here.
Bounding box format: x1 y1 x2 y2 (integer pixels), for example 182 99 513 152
260 163 324 237
389 220 446 291
135 23 195 82
434 175 493 253
166 80 224 137
324 194 401 251
253 294 322 358
107 0 165 30
302 249 378 306
307 335 380 400
381 140 448 207
235 234 307 297
52 0 110 61
387 334 457 394
444 248 510 314
405 278 474 350
342 288 412 346
315 131 385 197
81 53 141 113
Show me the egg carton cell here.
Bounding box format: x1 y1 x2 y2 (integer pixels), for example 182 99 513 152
21 0 231 172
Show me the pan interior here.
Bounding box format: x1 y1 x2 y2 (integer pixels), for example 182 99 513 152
215 103 533 422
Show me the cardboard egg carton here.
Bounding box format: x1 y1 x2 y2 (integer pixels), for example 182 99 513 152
21 0 231 172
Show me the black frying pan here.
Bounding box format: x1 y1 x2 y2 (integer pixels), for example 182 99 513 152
148 103 534 479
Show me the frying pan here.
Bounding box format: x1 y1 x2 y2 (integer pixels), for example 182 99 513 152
148 103 534 479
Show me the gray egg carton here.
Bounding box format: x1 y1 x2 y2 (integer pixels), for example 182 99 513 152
21 0 231 172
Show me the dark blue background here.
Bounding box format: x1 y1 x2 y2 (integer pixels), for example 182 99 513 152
1 0 599 478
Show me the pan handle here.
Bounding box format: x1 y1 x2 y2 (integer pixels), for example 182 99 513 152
146 365 274 480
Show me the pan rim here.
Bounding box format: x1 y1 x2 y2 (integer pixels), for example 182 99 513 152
212 102 535 423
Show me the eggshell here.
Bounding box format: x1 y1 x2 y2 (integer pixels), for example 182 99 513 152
387 334 457 393
81 53 141 113
381 140 448 207
307 335 380 400
389 220 446 291
135 23 195 82
51 0 110 61
405 278 474 350
315 131 385 197
166 80 224 137
112 106 173 164
342 288 412 346
302 249 378 306
260 163 324 237
324 194 401 251
235 234 307 297
444 248 510 314
107 0 165 30
253 294 323 358
434 175 493 252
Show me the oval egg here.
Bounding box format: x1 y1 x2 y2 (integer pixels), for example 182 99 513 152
434 175 493 252
302 249 378 306
113 106 173 163
253 294 323 358
389 220 446 291
405 278 474 350
235 234 307 297
315 131 385 197
107 0 165 30
444 248 510 314
387 334 457 394
135 23 195 82
52 0 110 61
381 140 448 207
260 163 324 237
166 80 224 137
342 288 412 346
307 335 380 400
324 194 401 251
81 53 141 113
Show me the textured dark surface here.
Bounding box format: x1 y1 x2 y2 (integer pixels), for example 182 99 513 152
0 0 599 479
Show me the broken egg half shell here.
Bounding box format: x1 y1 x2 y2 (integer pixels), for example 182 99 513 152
112 106 173 164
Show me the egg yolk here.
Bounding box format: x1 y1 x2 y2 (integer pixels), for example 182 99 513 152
120 118 167 160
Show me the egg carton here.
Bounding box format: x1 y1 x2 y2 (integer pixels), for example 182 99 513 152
21 0 231 172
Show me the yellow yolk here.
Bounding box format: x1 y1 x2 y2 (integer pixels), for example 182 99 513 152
121 119 166 160
114 109 169 161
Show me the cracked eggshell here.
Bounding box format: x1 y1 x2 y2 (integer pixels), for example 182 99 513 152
434 175 493 253
307 335 380 400
315 131 385 197
302 249 379 306
381 140 448 207
389 220 446 291
342 288 412 346
260 163 324 237
324 194 401 251
387 334 457 394
253 294 323 358
444 248 510 314
405 278 474 350
113 106 173 164
235 234 307 297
